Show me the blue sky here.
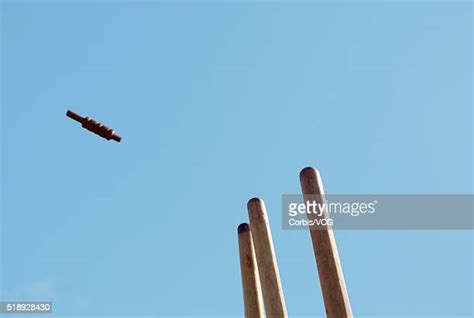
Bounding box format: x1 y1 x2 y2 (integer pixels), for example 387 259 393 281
1 1 472 317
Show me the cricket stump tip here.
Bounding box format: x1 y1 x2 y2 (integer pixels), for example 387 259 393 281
247 197 263 209
300 166 320 179
238 223 250 234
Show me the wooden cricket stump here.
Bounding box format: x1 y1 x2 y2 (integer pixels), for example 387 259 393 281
237 167 352 317
238 223 264 318
247 198 288 318
300 167 353 318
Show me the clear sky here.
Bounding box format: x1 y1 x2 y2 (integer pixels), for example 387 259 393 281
1 1 472 317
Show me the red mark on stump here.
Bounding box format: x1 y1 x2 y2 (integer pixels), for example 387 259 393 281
246 255 253 269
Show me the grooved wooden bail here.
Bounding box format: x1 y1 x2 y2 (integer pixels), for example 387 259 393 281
66 110 121 142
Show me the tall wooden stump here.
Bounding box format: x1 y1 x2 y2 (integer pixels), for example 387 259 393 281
299 167 352 318
247 198 288 318
238 223 264 318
